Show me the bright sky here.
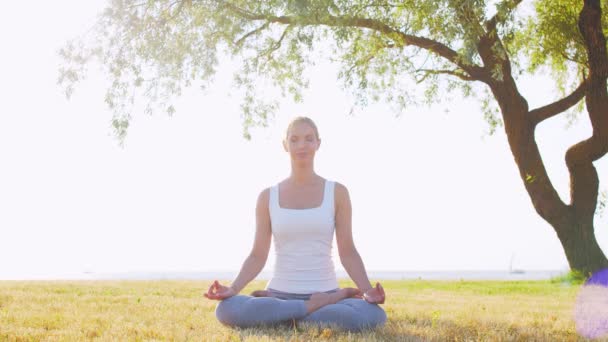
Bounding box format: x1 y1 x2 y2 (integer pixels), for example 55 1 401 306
0 1 606 279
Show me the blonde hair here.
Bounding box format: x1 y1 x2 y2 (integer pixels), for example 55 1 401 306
285 116 320 140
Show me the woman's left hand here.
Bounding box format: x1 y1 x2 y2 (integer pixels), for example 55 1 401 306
363 282 385 304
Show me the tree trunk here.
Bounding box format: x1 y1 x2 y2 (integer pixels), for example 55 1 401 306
480 60 607 277
494 82 608 276
560 0 608 275
554 215 608 275
473 0 608 276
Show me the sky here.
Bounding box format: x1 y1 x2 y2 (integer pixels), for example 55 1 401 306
0 1 606 279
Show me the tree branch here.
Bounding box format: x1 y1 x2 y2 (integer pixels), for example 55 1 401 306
485 0 523 33
352 1 404 16
165 0 186 23
125 1 150 10
415 68 476 83
221 2 488 81
256 25 292 63
529 80 587 125
344 53 376 76
235 22 270 46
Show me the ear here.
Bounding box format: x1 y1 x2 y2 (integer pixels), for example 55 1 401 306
282 139 288 152
316 139 321 150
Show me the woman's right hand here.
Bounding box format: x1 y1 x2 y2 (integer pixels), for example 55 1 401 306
204 280 237 300
363 282 386 304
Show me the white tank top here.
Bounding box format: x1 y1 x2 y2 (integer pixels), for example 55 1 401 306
265 180 339 294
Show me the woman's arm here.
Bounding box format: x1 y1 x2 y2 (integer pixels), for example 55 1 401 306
334 182 386 303
228 188 272 294
334 182 374 293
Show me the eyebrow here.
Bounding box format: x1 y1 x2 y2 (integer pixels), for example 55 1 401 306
290 134 314 138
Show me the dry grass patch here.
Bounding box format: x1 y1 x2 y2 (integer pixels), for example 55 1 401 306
0 279 598 341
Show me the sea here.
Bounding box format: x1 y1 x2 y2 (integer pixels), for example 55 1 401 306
0 270 567 281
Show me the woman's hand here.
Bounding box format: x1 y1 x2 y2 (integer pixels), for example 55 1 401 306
204 280 237 300
363 282 385 304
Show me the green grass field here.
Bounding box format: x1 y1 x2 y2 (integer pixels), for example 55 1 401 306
0 279 599 341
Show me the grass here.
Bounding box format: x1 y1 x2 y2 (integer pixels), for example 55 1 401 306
550 270 588 286
0 279 599 341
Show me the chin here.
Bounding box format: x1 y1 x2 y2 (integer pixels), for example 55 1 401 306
293 158 313 165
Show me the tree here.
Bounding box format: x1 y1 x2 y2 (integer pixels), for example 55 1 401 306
59 0 608 275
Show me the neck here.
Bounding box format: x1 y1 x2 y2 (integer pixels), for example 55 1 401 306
289 162 318 185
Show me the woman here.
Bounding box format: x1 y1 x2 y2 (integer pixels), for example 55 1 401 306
204 116 387 331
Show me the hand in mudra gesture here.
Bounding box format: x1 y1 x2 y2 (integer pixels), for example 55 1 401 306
363 282 386 304
204 280 237 300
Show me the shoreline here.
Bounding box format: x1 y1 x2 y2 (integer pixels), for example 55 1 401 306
0 269 567 281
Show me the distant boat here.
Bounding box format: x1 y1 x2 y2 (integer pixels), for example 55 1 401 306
509 254 525 274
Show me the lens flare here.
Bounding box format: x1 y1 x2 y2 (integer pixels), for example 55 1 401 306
574 268 608 339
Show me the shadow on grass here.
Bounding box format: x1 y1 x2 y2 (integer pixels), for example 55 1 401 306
222 314 580 341
225 319 424 341
394 315 580 341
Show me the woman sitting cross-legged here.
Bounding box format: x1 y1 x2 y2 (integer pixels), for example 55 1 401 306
204 116 387 332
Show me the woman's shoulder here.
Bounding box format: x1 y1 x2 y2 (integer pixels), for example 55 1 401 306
256 187 271 206
330 181 351 211
328 178 346 188
330 180 350 198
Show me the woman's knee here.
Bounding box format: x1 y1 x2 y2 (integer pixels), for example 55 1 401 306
367 304 387 327
340 299 387 330
304 300 387 332
215 295 248 326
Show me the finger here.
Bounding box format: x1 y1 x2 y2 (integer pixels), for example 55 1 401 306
366 291 380 301
211 292 223 300
206 284 215 295
215 292 230 300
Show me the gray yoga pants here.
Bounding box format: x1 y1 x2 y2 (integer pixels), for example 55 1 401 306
214 288 386 332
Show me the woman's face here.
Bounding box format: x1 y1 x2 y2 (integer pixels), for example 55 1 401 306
283 121 320 162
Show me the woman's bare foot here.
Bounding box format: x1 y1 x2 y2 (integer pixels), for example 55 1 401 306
250 290 270 297
304 287 361 313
